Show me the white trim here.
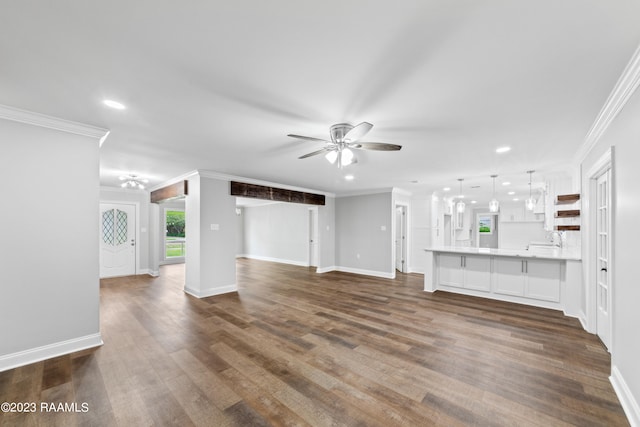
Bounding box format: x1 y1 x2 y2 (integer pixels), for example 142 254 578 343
575 44 640 163
316 265 337 274
184 284 238 298
409 267 425 274
611 365 640 427
148 170 199 192
335 266 395 279
0 104 109 141
239 254 309 267
0 334 103 372
392 187 413 197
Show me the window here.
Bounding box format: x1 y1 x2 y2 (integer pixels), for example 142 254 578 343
165 209 185 259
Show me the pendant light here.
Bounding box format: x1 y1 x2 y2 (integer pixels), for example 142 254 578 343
456 178 465 213
488 175 500 212
525 170 536 211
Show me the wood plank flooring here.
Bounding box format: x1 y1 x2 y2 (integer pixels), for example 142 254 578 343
0 259 629 426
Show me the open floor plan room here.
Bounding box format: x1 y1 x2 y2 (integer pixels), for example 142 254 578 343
0 260 626 426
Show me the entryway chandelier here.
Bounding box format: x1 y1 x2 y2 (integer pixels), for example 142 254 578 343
119 174 148 190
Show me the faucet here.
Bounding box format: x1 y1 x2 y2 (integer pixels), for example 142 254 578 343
547 231 565 248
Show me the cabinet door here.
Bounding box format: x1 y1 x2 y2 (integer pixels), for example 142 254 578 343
464 255 491 292
494 257 525 296
439 254 465 288
525 259 561 302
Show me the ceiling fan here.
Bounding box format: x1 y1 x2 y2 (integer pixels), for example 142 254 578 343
288 122 402 167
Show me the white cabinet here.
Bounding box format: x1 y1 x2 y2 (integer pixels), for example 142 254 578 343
438 254 491 292
494 257 560 302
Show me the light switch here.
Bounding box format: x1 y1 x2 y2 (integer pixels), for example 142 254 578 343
210 224 220 231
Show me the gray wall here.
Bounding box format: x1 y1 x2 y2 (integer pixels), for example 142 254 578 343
581 82 640 415
336 192 393 276
0 118 101 366
242 202 310 265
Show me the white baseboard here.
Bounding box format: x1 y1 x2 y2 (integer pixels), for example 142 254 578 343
0 333 103 372
335 266 395 279
240 254 309 267
184 284 238 298
408 267 425 274
316 266 337 274
611 365 640 427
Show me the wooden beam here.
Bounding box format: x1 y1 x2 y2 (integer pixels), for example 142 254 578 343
230 181 325 206
150 181 188 203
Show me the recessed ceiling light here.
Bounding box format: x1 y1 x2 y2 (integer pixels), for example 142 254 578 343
471 200 477 204
496 146 511 153
502 181 511 186
345 174 354 181
508 191 515 195
443 187 451 192
513 198 519 201
103 99 126 110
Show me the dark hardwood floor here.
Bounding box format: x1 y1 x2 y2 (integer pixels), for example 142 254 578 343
0 259 628 426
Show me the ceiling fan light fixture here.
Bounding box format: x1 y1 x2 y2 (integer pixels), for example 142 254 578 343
118 174 148 190
341 148 354 166
325 150 338 164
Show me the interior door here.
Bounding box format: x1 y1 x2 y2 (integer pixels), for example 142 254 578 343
308 208 318 267
100 203 136 278
596 170 611 350
395 206 406 272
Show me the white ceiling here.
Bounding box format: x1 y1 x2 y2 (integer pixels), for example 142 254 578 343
2 1 640 203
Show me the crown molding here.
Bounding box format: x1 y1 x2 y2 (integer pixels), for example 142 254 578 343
575 43 640 163
0 104 109 142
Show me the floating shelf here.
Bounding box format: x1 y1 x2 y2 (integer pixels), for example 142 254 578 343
555 209 580 218
556 225 580 231
556 194 580 204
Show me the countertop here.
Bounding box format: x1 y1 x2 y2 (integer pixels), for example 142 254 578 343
424 246 581 261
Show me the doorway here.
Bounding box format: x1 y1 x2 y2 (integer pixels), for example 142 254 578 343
395 205 407 273
587 148 613 351
308 207 318 267
100 203 136 278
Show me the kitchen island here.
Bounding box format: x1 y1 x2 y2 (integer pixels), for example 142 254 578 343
424 246 582 318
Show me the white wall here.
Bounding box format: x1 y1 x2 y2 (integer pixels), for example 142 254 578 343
336 192 393 278
242 202 310 266
185 174 237 297
0 117 104 370
581 83 640 424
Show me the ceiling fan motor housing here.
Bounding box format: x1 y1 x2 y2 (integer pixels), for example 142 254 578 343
329 123 354 143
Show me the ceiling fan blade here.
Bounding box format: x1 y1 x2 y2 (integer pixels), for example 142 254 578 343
287 134 330 143
298 148 331 159
343 121 373 142
350 142 402 151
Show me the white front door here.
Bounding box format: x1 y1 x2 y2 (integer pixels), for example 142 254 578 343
100 203 136 278
596 170 611 350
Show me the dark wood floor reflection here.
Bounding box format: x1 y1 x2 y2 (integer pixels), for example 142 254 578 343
0 259 629 426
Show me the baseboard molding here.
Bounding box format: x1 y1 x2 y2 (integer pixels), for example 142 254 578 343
316 266 337 274
611 365 640 427
184 284 238 298
409 267 425 274
335 266 395 279
240 254 309 267
0 333 103 372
